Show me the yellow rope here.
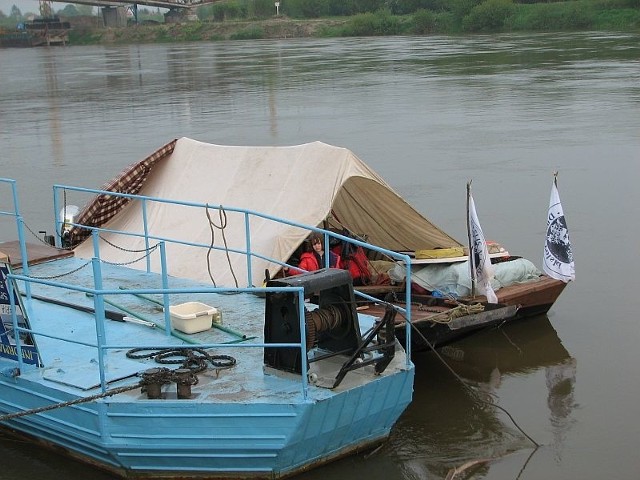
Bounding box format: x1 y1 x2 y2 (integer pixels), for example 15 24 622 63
425 302 485 324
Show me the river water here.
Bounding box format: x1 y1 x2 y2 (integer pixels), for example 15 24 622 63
1 31 639 479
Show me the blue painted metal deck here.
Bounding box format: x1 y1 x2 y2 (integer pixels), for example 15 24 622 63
0 178 415 478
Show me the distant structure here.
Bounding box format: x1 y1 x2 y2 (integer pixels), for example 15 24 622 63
49 0 223 26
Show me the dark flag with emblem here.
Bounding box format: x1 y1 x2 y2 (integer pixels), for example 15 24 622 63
544 173 575 282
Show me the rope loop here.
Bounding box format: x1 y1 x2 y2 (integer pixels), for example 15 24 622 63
127 347 237 375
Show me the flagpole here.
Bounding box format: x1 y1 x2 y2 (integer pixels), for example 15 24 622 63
466 180 476 298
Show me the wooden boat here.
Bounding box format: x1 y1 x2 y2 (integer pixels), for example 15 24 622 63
57 138 568 355
381 251 568 352
361 264 567 353
0 177 415 478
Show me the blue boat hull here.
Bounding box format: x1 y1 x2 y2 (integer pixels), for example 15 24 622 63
1 365 413 477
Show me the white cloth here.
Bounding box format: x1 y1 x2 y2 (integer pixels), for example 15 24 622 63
468 194 498 303
390 258 542 298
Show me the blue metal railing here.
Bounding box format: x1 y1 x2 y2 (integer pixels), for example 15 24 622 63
2 180 413 399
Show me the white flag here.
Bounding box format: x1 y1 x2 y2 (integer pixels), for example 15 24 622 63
544 177 575 282
468 193 498 303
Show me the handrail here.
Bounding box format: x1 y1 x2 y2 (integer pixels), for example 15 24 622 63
52 183 413 354
53 183 413 356
0 178 32 297
52 184 412 270
1 179 413 400
7 269 310 395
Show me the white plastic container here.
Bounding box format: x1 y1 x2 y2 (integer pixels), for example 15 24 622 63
169 302 218 334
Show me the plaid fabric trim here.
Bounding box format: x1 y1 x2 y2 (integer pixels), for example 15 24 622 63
69 139 178 246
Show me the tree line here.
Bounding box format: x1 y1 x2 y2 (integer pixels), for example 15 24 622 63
200 0 639 33
2 0 638 34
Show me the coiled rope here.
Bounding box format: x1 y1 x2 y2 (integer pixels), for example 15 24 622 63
126 347 236 372
422 302 486 324
0 348 236 423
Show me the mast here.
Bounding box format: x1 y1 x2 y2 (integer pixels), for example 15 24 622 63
466 180 476 298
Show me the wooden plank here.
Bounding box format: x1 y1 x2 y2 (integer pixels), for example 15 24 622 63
355 284 405 295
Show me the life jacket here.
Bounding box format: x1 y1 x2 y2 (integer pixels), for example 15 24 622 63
288 251 341 275
332 243 371 285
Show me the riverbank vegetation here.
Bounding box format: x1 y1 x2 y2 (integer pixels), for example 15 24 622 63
1 0 639 44
198 0 640 34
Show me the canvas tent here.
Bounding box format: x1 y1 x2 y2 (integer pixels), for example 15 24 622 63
72 137 461 286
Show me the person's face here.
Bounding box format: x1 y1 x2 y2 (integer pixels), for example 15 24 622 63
312 239 323 253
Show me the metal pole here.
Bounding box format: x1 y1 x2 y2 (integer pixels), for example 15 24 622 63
466 181 476 299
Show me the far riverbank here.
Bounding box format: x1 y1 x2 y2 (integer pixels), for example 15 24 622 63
68 5 640 45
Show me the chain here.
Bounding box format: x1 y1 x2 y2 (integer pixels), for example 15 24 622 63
99 235 159 254
25 260 92 280
22 222 62 248
100 246 159 267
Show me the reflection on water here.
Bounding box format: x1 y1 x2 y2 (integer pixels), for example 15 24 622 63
392 315 576 479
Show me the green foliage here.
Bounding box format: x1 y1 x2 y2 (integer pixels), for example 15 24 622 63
59 4 80 16
230 25 265 39
137 8 164 23
69 29 103 44
199 1 245 21
9 5 21 19
340 9 405 36
589 0 640 7
325 0 355 15
462 0 516 32
283 0 330 18
7 0 637 44
245 0 274 19
412 8 437 33
508 1 595 31
411 8 458 33
593 6 640 28
177 21 207 40
212 4 227 21
388 0 449 15
448 0 483 21
76 5 95 16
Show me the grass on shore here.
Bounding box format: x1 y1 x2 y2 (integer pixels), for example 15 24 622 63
68 2 640 45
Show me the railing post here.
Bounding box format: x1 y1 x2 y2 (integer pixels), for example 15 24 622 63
244 212 252 287
91 231 108 392
404 257 412 362
15 215 31 299
142 199 151 273
323 233 330 268
159 241 172 338
297 288 308 400
8 283 25 372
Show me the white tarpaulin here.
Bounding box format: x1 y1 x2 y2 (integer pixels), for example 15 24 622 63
74 137 461 286
389 258 542 298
